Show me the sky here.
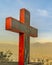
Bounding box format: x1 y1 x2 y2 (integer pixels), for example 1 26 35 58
0 0 52 44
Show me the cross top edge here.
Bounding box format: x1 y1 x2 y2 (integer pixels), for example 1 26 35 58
20 8 30 14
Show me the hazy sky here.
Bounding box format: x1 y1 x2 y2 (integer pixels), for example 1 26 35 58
0 0 52 44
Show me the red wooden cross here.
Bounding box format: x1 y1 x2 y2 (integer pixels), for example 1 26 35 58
5 8 38 65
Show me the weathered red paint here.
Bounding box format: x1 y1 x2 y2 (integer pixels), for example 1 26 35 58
6 17 12 30
19 33 24 65
5 8 38 65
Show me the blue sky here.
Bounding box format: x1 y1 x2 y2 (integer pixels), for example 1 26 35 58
0 0 52 44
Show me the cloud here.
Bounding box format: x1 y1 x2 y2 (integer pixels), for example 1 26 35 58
37 9 48 16
34 9 52 18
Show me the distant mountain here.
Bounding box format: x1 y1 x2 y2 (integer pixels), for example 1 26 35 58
30 42 52 59
0 42 52 61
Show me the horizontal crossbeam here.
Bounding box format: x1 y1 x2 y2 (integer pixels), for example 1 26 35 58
6 17 38 37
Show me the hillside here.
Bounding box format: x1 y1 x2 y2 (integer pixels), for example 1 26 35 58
0 42 52 61
30 42 52 59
